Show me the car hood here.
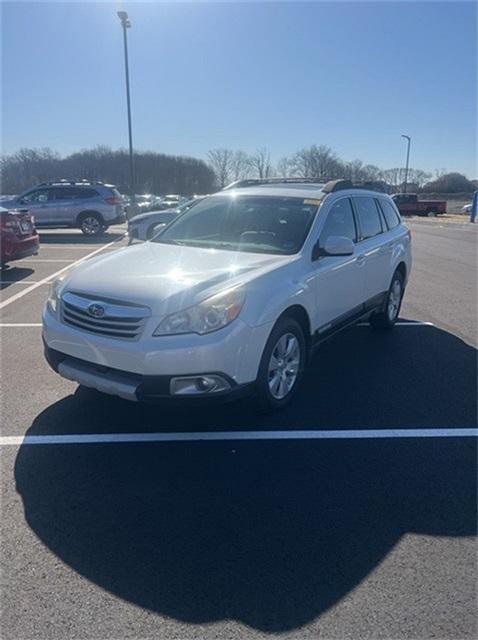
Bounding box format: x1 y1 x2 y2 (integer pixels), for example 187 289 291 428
62 241 295 316
0 198 20 210
129 209 178 223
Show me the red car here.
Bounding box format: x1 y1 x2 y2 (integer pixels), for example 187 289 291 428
1 207 39 268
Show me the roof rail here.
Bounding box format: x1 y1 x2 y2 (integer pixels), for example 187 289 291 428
36 179 106 187
322 179 353 193
222 177 329 190
322 179 386 193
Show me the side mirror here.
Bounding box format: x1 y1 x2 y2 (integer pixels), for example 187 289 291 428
312 235 355 260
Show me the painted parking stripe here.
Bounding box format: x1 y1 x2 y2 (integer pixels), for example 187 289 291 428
0 323 42 327
0 428 476 447
357 321 433 326
0 236 123 311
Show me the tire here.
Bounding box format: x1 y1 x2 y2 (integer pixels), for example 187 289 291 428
254 317 306 412
78 212 106 236
370 271 404 329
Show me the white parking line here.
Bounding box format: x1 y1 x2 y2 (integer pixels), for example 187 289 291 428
0 237 122 311
357 321 433 326
0 323 42 327
0 428 476 446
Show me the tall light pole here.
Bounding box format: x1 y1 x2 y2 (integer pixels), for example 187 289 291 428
117 11 135 204
401 134 411 194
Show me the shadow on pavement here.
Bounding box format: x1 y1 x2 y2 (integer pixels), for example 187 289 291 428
38 229 126 245
14 435 476 632
0 266 34 289
13 322 477 631
26 323 477 435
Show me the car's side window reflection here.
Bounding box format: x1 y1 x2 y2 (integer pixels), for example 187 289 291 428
319 198 357 248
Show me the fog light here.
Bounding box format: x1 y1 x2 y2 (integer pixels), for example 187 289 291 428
170 375 232 396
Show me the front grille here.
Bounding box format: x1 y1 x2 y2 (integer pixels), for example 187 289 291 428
61 291 151 340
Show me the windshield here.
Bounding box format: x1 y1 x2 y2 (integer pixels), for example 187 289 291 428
153 195 319 255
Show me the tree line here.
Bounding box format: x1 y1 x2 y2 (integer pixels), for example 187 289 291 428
207 145 476 194
0 146 216 196
1 144 475 196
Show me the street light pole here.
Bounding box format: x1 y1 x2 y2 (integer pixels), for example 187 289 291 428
401 134 411 194
117 11 135 204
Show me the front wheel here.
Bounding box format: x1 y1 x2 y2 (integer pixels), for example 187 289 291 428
255 317 306 411
370 271 404 329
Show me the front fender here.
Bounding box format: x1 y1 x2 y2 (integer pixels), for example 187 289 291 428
241 272 314 330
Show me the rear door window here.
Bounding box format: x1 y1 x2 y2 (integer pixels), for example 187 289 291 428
50 187 77 201
354 197 383 240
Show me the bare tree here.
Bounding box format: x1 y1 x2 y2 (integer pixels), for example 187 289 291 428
248 147 272 179
0 146 215 195
434 168 447 179
207 148 235 188
290 145 342 179
230 151 251 181
380 168 404 192
408 169 432 188
276 156 292 177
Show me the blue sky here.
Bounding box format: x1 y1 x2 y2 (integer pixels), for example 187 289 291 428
2 1 477 176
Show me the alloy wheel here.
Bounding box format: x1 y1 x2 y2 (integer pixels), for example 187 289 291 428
387 279 402 321
267 333 301 400
82 216 101 235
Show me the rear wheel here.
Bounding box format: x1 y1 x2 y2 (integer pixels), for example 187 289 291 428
79 212 106 236
255 317 306 411
370 271 404 329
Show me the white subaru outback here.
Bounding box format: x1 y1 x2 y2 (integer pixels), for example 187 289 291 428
43 179 412 410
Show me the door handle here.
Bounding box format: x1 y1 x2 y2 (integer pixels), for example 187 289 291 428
356 254 366 264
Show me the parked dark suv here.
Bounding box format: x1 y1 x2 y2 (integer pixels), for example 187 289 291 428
2 181 126 236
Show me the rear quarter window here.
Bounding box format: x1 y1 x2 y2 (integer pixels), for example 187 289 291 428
378 199 401 230
76 188 98 199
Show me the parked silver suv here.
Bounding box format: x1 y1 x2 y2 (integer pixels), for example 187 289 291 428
2 181 126 236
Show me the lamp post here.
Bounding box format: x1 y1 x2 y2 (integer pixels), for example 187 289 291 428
401 134 411 194
117 11 135 204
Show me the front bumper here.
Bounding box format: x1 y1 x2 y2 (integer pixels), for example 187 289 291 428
44 342 255 403
42 307 273 402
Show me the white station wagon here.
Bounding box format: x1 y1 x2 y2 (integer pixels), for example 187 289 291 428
43 179 412 410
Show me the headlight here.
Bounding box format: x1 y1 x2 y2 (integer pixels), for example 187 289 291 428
46 277 65 314
153 286 245 336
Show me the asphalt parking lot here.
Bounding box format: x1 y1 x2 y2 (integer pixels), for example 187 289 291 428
1 220 477 639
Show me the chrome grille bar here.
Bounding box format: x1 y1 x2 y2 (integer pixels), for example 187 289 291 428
61 291 150 341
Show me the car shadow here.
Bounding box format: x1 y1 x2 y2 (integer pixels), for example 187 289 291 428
14 322 477 632
38 228 126 245
25 323 478 435
0 266 35 289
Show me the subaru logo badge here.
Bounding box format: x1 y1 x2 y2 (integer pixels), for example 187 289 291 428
87 303 105 318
